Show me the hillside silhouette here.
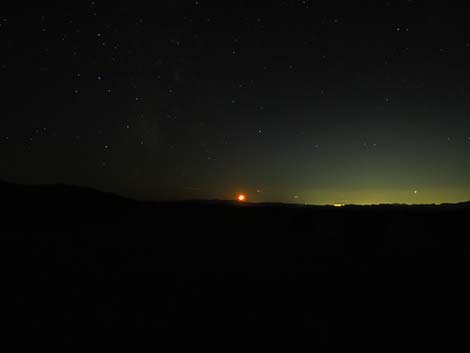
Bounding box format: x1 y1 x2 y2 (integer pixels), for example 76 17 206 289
4 180 470 346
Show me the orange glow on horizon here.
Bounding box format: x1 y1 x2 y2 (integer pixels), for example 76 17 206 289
237 194 246 202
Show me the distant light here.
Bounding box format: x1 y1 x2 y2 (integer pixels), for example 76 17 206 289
334 204 345 207
237 194 246 202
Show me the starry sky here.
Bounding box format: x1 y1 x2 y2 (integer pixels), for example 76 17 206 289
1 1 470 204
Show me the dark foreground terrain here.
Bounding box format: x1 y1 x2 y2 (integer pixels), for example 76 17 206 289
3 180 470 347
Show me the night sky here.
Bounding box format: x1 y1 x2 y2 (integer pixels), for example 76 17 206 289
2 1 470 204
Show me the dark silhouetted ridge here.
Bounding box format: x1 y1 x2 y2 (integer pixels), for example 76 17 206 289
4 180 470 343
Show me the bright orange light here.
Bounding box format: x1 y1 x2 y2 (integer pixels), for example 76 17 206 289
237 194 246 202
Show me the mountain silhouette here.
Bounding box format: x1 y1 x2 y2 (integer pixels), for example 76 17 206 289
3 180 470 344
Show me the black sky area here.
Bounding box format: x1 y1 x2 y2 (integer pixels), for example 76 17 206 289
1 1 470 204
